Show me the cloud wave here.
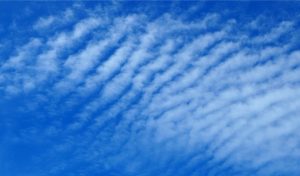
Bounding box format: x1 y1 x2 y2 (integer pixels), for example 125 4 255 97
0 2 300 176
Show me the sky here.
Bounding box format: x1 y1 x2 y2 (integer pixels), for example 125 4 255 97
0 1 300 176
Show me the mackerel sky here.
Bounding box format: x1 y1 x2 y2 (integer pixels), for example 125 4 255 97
0 1 300 176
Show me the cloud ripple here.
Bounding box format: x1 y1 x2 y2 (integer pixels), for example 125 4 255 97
0 2 300 176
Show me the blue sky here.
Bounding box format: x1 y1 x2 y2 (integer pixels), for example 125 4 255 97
0 1 300 176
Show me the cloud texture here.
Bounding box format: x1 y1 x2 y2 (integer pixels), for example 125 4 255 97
0 2 300 176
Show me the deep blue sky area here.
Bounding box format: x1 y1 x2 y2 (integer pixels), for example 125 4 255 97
0 1 300 176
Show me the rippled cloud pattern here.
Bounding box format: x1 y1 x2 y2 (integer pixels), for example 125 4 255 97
0 2 300 176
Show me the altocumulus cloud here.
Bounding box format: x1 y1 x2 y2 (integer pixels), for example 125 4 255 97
0 2 300 176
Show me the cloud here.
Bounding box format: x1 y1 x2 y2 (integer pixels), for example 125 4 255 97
33 7 75 31
0 2 300 176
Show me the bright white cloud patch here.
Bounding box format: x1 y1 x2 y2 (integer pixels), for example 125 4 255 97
0 2 300 176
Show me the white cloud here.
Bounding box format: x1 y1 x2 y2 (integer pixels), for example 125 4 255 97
33 7 75 31
1 5 300 176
